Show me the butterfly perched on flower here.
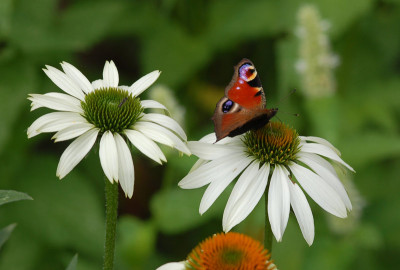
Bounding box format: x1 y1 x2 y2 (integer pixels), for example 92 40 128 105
212 59 278 141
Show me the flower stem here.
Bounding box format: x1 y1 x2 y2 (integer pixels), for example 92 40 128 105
103 179 119 270
264 188 273 253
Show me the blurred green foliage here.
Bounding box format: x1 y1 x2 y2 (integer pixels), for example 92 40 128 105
0 0 399 269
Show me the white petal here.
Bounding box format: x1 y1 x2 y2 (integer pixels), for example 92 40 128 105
223 162 270 232
52 122 94 142
57 128 99 179
28 93 83 113
298 152 352 210
188 141 245 160
199 133 242 145
92 79 105 90
103 61 119 88
39 113 88 134
156 262 186 270
43 66 85 100
129 70 161 97
27 112 85 138
300 143 355 172
268 165 291 242
300 136 340 155
134 121 190 155
140 113 187 141
125 129 166 164
179 153 250 189
290 162 347 218
189 159 208 173
199 157 253 214
199 133 217 143
288 180 314 246
61 62 93 94
141 100 168 111
99 131 119 183
114 133 135 198
119 85 129 91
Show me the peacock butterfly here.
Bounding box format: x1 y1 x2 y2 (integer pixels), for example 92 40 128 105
212 59 278 141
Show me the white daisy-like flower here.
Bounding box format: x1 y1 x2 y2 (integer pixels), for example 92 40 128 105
179 122 354 245
27 61 190 198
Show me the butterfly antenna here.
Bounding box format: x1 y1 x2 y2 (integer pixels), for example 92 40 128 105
278 111 300 118
275 88 297 106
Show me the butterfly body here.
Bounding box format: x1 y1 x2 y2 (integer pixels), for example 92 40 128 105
212 59 278 142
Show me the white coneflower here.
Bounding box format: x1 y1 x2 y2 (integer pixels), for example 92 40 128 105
27 61 190 198
157 232 277 270
179 122 354 245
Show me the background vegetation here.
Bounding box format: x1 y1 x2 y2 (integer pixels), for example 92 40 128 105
0 0 399 269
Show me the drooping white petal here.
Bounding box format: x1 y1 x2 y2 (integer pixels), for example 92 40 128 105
99 131 119 183
43 66 85 100
125 129 166 164
268 165 291 242
140 100 168 111
188 141 245 160
223 162 270 232
298 152 352 210
300 136 340 155
179 153 250 189
129 70 161 97
300 142 355 172
140 113 187 141
28 93 83 113
27 112 85 138
92 79 105 90
39 113 88 134
199 157 253 214
134 121 190 155
189 159 208 173
52 122 94 142
114 133 135 198
156 262 186 270
290 162 347 218
61 62 93 94
103 61 119 88
288 180 314 246
56 128 99 179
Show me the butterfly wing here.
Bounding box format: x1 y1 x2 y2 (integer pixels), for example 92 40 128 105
212 59 277 142
224 58 266 109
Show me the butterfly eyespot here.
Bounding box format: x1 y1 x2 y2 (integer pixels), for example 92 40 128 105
222 99 234 113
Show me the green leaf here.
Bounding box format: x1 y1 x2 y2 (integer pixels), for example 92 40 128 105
65 254 78 270
0 190 32 206
0 223 17 249
0 155 104 269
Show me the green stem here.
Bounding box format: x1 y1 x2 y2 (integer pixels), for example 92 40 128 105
103 180 119 270
264 188 273 253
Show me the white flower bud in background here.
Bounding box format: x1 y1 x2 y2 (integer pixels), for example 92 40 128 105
296 5 339 98
149 85 186 129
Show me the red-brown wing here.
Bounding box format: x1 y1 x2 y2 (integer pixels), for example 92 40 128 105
212 97 276 141
212 59 277 142
224 59 266 109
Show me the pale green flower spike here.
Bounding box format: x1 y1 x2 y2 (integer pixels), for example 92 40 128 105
296 5 339 98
